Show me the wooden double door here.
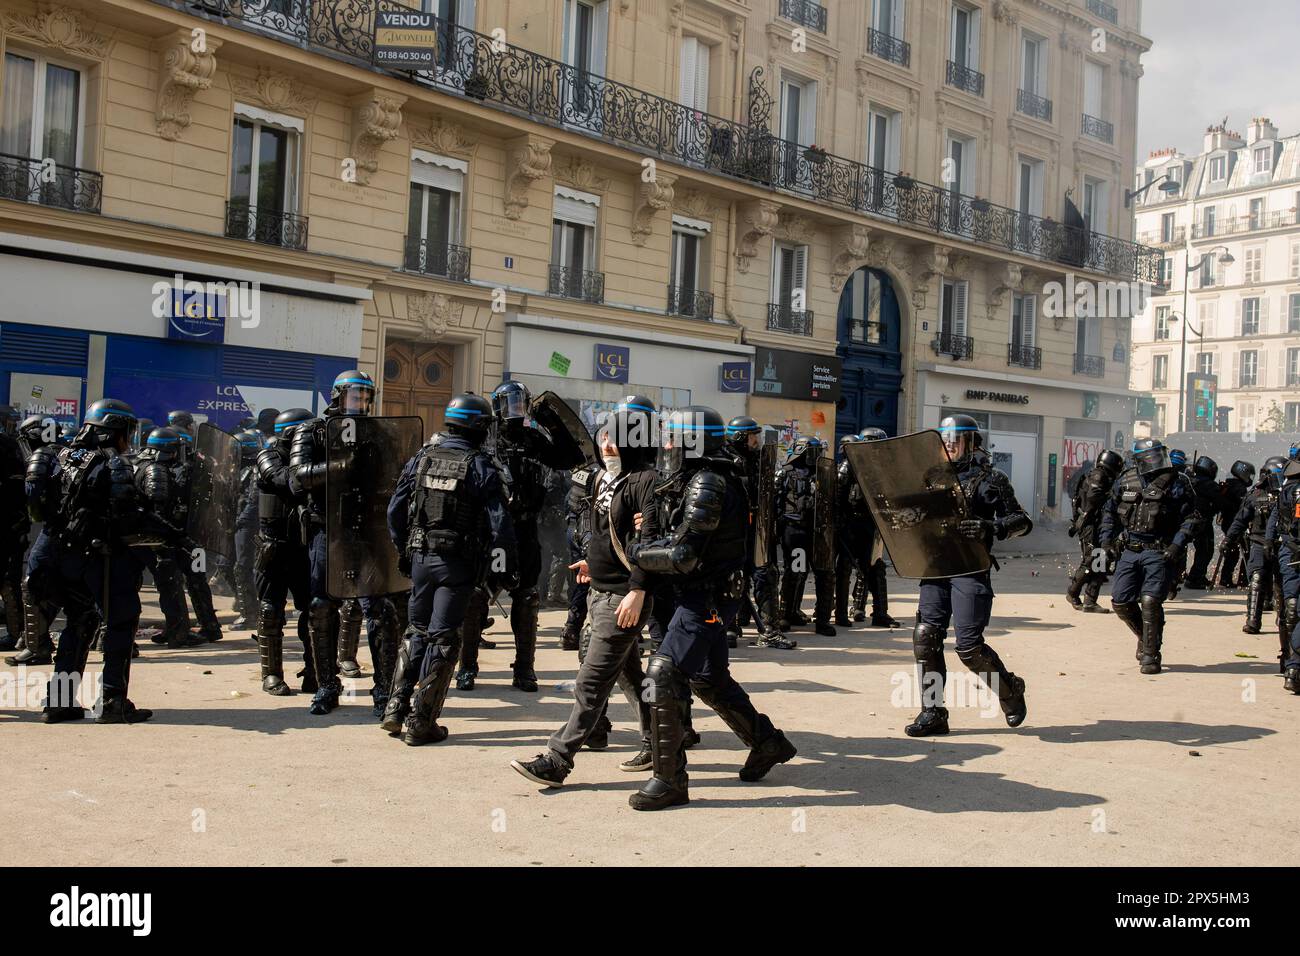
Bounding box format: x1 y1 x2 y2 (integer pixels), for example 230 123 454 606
380 340 454 435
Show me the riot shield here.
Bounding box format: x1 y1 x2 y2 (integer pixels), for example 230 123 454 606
529 391 597 468
186 423 241 559
812 454 836 571
843 430 989 579
753 442 777 568
325 415 422 599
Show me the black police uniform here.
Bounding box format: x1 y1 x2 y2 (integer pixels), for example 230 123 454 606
0 427 29 650
1066 453 1122 611
384 431 516 744
6 421 60 666
231 432 261 628
1224 469 1283 636
132 431 203 648
560 464 595 649
1264 465 1300 690
834 448 895 627
253 416 315 696
626 411 796 811
774 444 833 633
1100 457 1200 673
1216 465 1253 587
910 447 1031 735
168 451 222 642
1184 458 1221 588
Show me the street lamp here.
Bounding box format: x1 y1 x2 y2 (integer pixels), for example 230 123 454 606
1174 245 1234 432
1125 172 1182 208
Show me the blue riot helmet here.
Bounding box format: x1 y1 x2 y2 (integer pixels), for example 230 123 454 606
330 370 376 417
1131 438 1169 477
1263 456 1287 491
235 428 262 463
146 426 184 464
938 414 981 461
273 408 315 444
659 405 726 474
1169 448 1187 473
444 393 492 442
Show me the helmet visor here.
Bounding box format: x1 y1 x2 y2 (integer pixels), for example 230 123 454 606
1133 446 1168 475
938 423 977 459
339 385 374 415
494 386 529 421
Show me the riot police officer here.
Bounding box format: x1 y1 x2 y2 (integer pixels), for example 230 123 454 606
1099 438 1202 675
835 428 899 629
383 393 517 745
907 415 1031 736
230 429 262 631
254 409 316 697
625 406 797 811
560 462 596 651
1217 461 1255 587
1224 458 1285 637
40 400 164 723
6 415 60 666
1184 456 1221 589
134 427 206 649
1268 459 1300 692
1066 449 1124 612
0 407 28 652
775 437 834 636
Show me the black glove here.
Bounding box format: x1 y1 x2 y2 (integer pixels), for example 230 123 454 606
959 518 993 540
1163 542 1184 563
398 553 411 578
488 570 519 593
1067 524 1077 538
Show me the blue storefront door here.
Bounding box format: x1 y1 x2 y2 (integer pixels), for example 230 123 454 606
835 267 903 441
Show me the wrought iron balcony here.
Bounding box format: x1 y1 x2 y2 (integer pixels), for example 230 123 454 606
1073 353 1106 378
945 60 985 97
866 28 910 67
666 285 714 320
549 264 605 303
225 200 308 250
1087 0 1119 24
767 303 813 336
158 2 1161 283
933 333 975 361
848 319 886 346
1081 113 1113 143
1017 89 1053 122
1138 226 1185 248
1192 210 1300 239
0 151 102 214
778 0 827 33
404 238 471 281
1007 343 1042 369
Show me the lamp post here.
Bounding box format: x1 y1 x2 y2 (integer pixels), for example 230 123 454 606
1175 245 1234 433
1124 172 1182 208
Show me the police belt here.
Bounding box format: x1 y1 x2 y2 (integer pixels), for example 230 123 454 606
408 527 465 555
1125 539 1172 553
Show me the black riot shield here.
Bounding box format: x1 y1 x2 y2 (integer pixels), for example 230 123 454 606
754 442 777 568
325 415 422 599
529 391 597 469
843 430 990 579
812 454 836 571
186 423 241 559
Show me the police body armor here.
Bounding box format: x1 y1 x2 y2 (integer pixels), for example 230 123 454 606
565 465 593 553
644 461 749 590
289 419 330 528
778 465 816 520
1246 486 1278 546
55 445 114 552
1114 467 1185 546
497 435 550 523
133 450 178 533
25 444 63 527
407 442 483 557
1071 468 1112 544
256 442 306 549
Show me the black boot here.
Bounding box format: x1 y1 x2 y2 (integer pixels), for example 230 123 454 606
630 655 690 811
510 588 540 692
257 604 292 697
1081 580 1107 612
457 588 486 689
1138 594 1164 675
297 613 318 693
905 621 949 737
188 576 223 642
367 602 400 717
1243 573 1264 634
851 567 868 622
96 696 154 724
691 679 796 782
306 599 340 715
401 629 460 745
0 580 23 651
958 642 1027 728
337 599 363 679
1279 599 1297 676
1112 600 1143 661
381 630 419 734
834 559 853 627
7 590 55 666
1284 666 1299 694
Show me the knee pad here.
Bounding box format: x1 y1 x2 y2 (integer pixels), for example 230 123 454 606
428 628 462 652
308 597 333 629
258 601 284 635
911 621 945 660
339 600 362 627
1139 593 1163 613
644 653 687 703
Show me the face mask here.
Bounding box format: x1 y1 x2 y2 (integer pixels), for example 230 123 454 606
602 453 622 478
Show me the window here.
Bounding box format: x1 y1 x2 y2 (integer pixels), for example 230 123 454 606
1016 156 1043 218
873 0 905 38
1254 146 1272 176
229 106 303 245
406 152 466 279
1240 350 1259 387
1242 298 1261 335
1288 348 1300 386
945 134 976 232
1238 402 1257 430
426 0 476 71
844 269 886 345
1290 240 1300 278
1249 197 1265 230
1155 306 1170 340
678 36 710 113
1011 293 1037 349
1152 354 1168 389
562 0 609 122
1290 293 1300 333
940 279 969 337
551 186 600 299
1202 206 1216 237
1244 247 1263 284
669 216 710 317
1083 60 1105 119
0 51 82 166
1197 351 1215 377
1208 155 1227 182
1287 403 1300 431
1200 255 1216 288
1021 33 1046 96
1159 258 1173 285
950 3 981 71
1161 212 1176 243
866 105 901 174
1199 299 1218 338
779 74 817 147
772 241 809 310
1083 177 1109 233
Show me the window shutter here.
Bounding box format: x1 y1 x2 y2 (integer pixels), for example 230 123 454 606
1261 296 1270 334
1232 350 1240 387
679 37 697 106
591 0 609 76
968 10 981 69
954 280 968 336
1260 350 1268 388
793 245 808 305
1023 295 1036 347
1236 299 1243 335
892 0 905 37
694 43 709 113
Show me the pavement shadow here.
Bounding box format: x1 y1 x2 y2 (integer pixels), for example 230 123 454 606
980 718 1276 747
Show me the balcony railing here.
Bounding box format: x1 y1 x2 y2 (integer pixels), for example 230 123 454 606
1087 0 1119 24
0 151 102 214
767 303 813 336
933 332 975 361
1081 113 1113 143
404 238 471 281
549 264 605 303
157 1 1160 282
866 28 910 67
1007 343 1042 369
848 319 886 346
225 200 308 249
1073 353 1106 378
666 285 714 319
946 60 985 97
1192 210 1300 239
1017 89 1053 122
778 0 827 33
1138 226 1185 248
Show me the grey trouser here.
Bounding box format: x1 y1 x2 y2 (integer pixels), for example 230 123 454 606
548 589 652 766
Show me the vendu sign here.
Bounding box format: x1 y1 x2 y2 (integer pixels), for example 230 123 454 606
594 344 630 383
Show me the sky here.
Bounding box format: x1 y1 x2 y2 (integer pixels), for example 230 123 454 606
1136 0 1300 161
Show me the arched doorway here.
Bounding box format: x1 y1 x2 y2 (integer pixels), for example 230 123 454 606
835 267 903 440
381 339 454 434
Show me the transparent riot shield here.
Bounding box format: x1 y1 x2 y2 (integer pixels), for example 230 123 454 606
842 430 989 579
325 415 422 599
186 423 241 559
812 454 836 571
529 391 597 468
753 442 777 568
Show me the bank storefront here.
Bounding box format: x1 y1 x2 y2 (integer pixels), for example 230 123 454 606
916 365 1133 520
749 345 842 451
503 313 754 428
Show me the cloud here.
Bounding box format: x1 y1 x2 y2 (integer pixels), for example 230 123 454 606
1137 0 1300 159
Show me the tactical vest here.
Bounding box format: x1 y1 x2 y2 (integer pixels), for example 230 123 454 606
498 442 548 521
778 465 815 518
56 445 110 549
1248 488 1276 541
1114 468 1180 539
671 465 748 581
408 444 480 553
